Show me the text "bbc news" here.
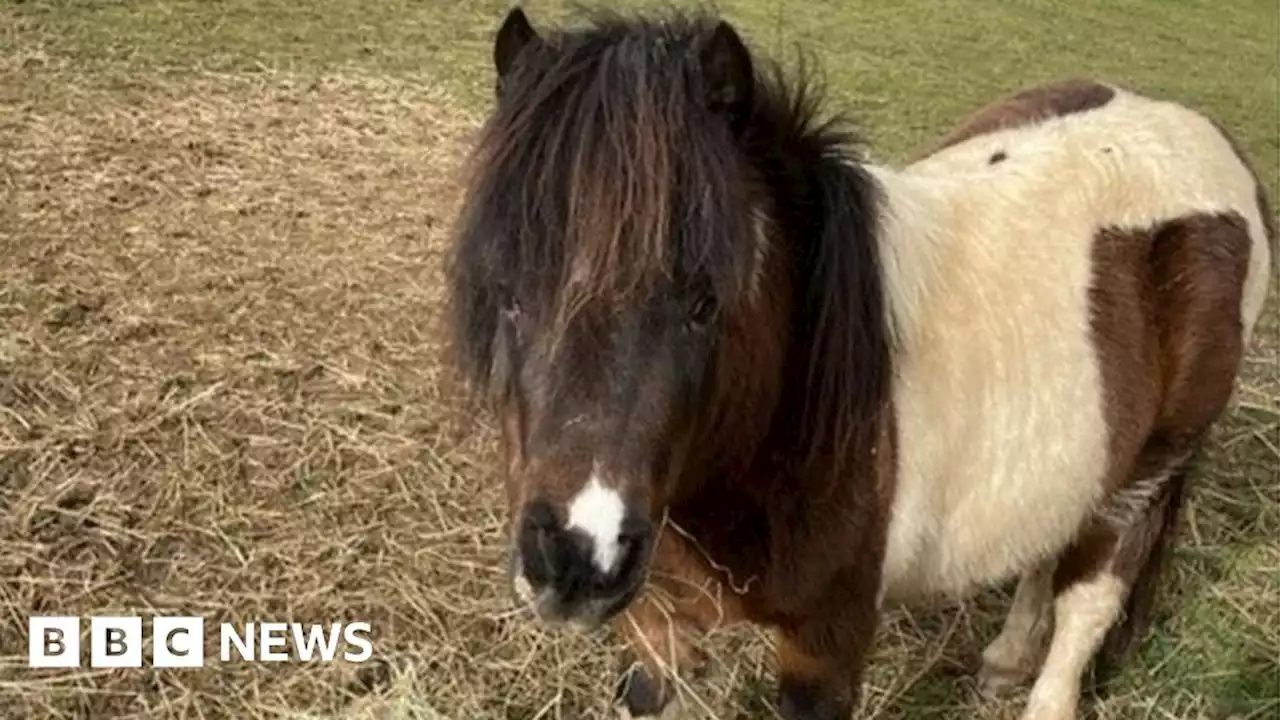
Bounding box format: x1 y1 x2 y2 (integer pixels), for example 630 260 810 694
28 616 374 668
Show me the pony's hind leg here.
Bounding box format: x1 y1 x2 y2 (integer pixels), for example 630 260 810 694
1020 206 1251 719
978 559 1055 695
1020 572 1127 720
1019 456 1191 720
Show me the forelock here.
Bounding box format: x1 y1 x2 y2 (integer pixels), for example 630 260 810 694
456 11 761 341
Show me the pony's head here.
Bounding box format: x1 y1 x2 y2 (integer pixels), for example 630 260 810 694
447 6 886 629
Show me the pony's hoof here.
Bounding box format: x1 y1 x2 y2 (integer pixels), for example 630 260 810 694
615 701 685 720
977 661 1028 698
614 662 675 718
1018 692 1077 720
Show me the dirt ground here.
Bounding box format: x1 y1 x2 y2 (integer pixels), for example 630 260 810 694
2 17 1277 720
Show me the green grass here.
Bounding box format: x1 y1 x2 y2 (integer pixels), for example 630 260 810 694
5 0 1278 718
14 0 1280 169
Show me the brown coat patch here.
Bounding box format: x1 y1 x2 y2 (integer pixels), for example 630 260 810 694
1093 210 1253 474
1084 209 1252 536
912 78 1116 160
1053 210 1253 666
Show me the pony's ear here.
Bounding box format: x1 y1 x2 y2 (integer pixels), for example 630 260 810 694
494 6 541 81
700 20 754 131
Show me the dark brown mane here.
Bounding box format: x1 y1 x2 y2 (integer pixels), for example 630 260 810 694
447 8 894 500
455 11 752 339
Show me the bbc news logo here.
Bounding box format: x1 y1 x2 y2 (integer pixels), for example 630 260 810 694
28 616 373 668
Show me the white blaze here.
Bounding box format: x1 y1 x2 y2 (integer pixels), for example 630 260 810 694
566 473 626 573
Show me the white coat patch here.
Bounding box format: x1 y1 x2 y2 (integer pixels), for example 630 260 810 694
566 474 626 573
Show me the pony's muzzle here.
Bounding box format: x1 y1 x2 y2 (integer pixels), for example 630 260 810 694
512 498 652 628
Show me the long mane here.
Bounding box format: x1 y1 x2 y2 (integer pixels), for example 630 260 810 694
702 33 894 490
447 8 894 491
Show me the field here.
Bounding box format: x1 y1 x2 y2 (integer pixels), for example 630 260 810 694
1 0 1276 718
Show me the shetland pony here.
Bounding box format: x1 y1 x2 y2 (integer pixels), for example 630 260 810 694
445 7 1274 719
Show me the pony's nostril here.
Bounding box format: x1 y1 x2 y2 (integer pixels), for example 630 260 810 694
519 499 563 584
619 515 651 543
610 519 652 582
525 499 559 531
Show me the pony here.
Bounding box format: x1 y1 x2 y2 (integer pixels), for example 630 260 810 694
445 7 1275 719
